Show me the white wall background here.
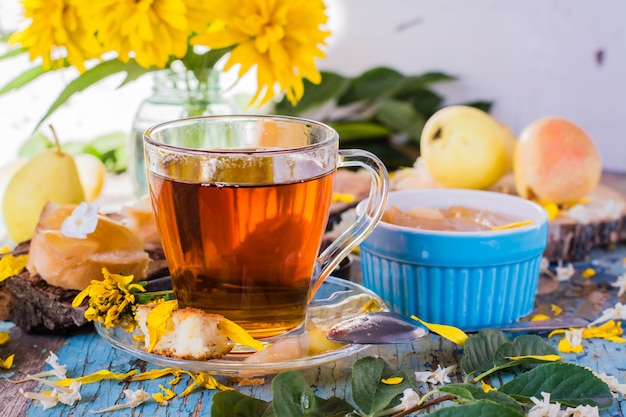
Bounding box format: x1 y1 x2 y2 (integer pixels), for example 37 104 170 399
0 0 625 172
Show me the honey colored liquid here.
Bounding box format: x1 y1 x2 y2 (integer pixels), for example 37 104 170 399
149 172 335 338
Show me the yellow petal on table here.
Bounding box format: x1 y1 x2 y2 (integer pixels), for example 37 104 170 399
528 314 551 321
331 192 355 204
551 304 563 316
56 369 138 386
0 331 9 346
557 337 584 354
411 316 468 346
581 268 596 279
219 317 264 351
130 367 189 382
381 377 404 385
152 384 177 403
0 354 14 369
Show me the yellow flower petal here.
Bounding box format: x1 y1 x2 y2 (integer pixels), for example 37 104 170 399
219 317 264 351
481 380 496 393
557 337 584 354
381 377 404 385
0 332 9 346
506 354 562 362
541 202 560 220
152 384 177 403
178 372 232 397
581 268 596 279
130 368 188 382
411 316 468 346
0 354 14 369
551 304 563 317
491 220 533 231
528 314 551 321
146 300 178 352
0 254 28 283
56 369 138 386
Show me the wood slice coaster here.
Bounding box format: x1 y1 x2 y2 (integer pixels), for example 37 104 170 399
544 185 626 262
0 244 168 334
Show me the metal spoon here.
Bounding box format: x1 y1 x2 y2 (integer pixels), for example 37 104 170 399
327 312 590 344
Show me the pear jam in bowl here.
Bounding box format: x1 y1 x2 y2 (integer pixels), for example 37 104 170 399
357 188 549 329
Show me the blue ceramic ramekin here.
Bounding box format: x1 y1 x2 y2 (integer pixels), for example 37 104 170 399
357 188 549 329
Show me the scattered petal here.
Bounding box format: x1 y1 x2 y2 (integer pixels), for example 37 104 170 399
529 314 551 321
581 268 596 279
555 261 576 282
506 354 562 362
411 316 468 346
0 354 15 369
491 219 533 230
219 317 264 351
152 384 177 403
481 380 496 393
91 388 150 414
0 332 9 346
589 303 626 326
551 304 563 317
528 391 562 417
541 202 560 221
56 369 137 387
381 377 403 385
0 253 28 282
414 364 457 386
611 273 626 297
399 388 421 410
331 193 355 204
591 370 626 398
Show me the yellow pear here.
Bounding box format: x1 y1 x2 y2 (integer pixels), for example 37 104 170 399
420 105 510 189
3 131 85 243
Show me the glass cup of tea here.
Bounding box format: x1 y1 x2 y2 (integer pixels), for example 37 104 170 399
144 115 389 339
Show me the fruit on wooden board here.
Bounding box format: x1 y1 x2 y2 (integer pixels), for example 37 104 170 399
420 105 511 189
3 133 85 243
513 117 602 204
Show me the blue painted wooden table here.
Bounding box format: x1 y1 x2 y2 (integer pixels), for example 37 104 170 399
2 243 626 416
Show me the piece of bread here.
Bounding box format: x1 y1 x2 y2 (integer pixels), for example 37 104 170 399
26 203 150 290
135 305 232 360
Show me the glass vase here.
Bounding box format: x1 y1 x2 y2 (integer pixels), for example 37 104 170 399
128 69 237 196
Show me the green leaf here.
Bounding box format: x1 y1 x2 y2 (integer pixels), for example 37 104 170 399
428 400 525 417
0 65 49 95
0 45 28 61
275 71 349 116
314 396 357 417
351 356 412 415
34 59 156 128
493 334 558 367
460 329 509 376
337 67 405 105
271 370 318 416
439 384 524 413
210 390 270 417
331 121 391 142
499 362 613 409
373 98 425 141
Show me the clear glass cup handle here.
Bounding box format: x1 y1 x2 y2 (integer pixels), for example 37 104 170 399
311 149 389 297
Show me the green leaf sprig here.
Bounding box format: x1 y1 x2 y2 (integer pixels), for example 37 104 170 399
210 329 615 417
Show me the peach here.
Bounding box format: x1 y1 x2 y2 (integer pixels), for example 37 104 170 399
513 117 602 204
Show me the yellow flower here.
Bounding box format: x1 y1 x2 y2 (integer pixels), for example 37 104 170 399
192 0 330 106
72 268 145 331
74 0 207 69
0 254 28 283
10 0 101 71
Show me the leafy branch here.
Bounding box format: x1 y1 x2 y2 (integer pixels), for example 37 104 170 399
275 66 492 170
210 329 614 416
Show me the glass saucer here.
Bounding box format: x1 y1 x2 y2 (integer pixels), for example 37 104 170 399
95 276 387 376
